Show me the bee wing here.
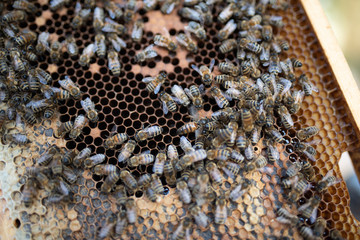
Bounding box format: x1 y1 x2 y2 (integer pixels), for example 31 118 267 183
303 151 317 162
175 35 188 47
191 64 202 76
305 139 321 146
75 2 82 14
171 95 183 104
145 50 158 58
142 76 156 83
189 105 200 121
221 166 235 179
154 82 163 94
184 88 193 99
162 100 169 114
309 208 318 224
105 17 118 25
209 58 215 72
214 95 226 108
198 84 205 94
286 58 294 72
38 32 50 44
165 2 176 14
144 44 155 52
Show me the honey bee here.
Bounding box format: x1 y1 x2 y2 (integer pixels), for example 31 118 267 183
21 107 37 125
235 130 246 150
301 160 315 181
179 136 195 155
171 84 190 107
219 39 237 54
294 140 318 162
205 161 223 186
93 164 117 175
58 76 82 99
143 72 167 94
0 49 8 75
108 33 127 53
93 7 105 32
299 74 319 96
104 126 128 149
287 90 304 114
184 21 206 40
277 105 293 129
50 0 70 11
164 160 176 185
298 225 315 240
107 49 121 76
195 2 212 25
98 216 116 239
35 32 49 55
117 140 136 163
259 42 270 64
161 0 179 14
101 170 121 193
184 84 204 109
27 168 50 188
207 149 230 161
167 144 179 161
135 44 158 63
191 59 215 86
215 196 228 224
261 24 273 41
210 86 230 109
135 125 163 142
49 41 63 64
316 170 340 192
34 68 52 85
151 174 164 194
291 58 303 68
138 174 151 189
266 127 284 143
22 178 37 207
80 97 98 123
190 205 208 228
179 7 203 22
269 54 281 75
71 2 91 29
63 35 78 57
62 165 77 184
217 19 237 41
3 132 31 146
84 154 106 169
114 211 128 236
112 185 128 205
26 99 52 113
50 154 63 175
231 150 245 164
285 161 302 178
218 59 241 76
175 33 197 54
54 120 73 138
218 2 237 23
288 176 311 203
176 149 207 171
10 49 25 72
72 147 91 168
330 229 345 240
229 179 252 201
154 28 177 52
144 0 159 11
124 0 137 22
153 151 166 176
104 0 123 20
2 10 27 23
128 151 155 167
276 208 299 225
278 38 290 51
37 145 58 166
238 38 262 54
245 155 268 172
313 218 326 239
297 126 319 141
177 122 198 135
79 43 95 67
244 141 255 160
131 19 144 43
176 180 191 204
102 18 127 35
172 217 191 240
69 114 88 139
158 91 177 114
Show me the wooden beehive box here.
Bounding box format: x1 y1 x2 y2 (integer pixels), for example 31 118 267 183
0 0 360 239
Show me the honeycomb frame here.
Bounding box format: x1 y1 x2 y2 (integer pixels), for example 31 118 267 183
0 0 360 239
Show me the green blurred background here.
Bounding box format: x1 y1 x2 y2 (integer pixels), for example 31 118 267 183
320 0 360 220
320 0 360 86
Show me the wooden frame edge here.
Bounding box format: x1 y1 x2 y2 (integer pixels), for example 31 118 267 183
301 0 360 138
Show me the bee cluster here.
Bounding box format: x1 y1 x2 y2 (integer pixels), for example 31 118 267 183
0 0 354 239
